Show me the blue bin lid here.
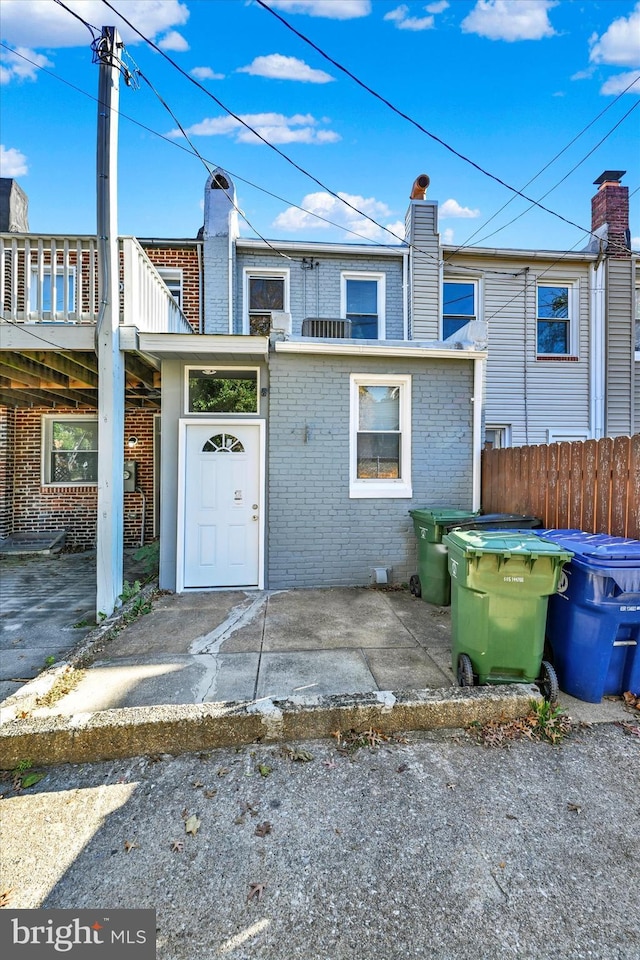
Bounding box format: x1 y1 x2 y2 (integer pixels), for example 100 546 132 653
537 529 640 564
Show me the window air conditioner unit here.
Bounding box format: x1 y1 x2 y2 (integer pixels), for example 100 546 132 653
270 311 292 336
301 318 352 338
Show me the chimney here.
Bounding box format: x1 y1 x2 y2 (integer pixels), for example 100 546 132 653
591 170 630 257
0 178 29 232
202 168 239 334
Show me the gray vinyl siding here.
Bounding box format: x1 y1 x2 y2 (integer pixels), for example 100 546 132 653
235 251 405 340
605 258 635 437
407 201 440 340
266 351 475 589
445 252 592 445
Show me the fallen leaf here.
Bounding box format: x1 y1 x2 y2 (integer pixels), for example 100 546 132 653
170 840 184 853
185 814 201 836
124 840 139 853
0 889 14 908
234 815 246 826
203 789 217 799
505 814 518 820
567 803 581 814
21 772 45 789
255 821 272 837
257 764 272 778
499 862 506 869
397 763 409 773
217 768 231 777
247 882 266 902
323 759 337 770
283 746 314 762
192 780 204 789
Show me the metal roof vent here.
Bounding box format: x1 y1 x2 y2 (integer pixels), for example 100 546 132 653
302 318 352 338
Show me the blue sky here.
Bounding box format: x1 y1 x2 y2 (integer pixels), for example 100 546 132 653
1 0 639 252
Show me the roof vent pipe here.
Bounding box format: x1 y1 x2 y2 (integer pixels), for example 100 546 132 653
410 174 430 200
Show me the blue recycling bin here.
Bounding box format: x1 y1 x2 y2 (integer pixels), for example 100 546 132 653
535 530 640 703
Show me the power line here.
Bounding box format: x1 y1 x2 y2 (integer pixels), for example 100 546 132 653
256 0 638 255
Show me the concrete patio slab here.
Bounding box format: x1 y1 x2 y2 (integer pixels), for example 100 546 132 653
256 649 378 699
364 646 453 690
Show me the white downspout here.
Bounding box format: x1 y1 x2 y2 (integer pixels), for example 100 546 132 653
472 355 484 511
590 258 606 439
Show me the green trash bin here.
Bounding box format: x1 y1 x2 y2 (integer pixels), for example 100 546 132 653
443 529 573 698
409 508 478 605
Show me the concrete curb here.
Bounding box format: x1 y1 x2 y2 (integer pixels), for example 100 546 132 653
0 684 541 769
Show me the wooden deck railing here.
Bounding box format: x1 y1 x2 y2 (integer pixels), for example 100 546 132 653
481 435 640 539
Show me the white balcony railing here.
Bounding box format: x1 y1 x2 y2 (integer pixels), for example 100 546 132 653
0 233 193 334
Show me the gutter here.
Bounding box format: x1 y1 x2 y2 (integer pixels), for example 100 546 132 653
274 340 487 361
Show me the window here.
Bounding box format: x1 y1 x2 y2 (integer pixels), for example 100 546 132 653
30 267 75 314
186 367 259 414
443 280 477 339
341 273 385 339
537 283 575 355
484 425 511 450
244 270 289 336
42 416 98 485
350 374 411 498
157 268 183 308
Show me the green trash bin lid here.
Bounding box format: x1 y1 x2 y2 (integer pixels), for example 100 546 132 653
443 529 573 561
409 508 478 524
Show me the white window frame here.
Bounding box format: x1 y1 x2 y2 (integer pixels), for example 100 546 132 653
634 284 639 362
41 414 98 486
484 424 511 450
442 277 481 340
341 272 386 340
157 267 183 308
536 280 578 358
184 365 261 415
243 268 290 335
349 373 412 499
29 265 76 315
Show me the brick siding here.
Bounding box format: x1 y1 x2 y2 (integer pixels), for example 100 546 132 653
143 245 201 331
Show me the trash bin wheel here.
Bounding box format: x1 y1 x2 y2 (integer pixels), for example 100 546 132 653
457 654 474 687
409 574 421 598
538 660 559 702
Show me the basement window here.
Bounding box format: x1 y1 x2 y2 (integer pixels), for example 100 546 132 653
42 415 98 485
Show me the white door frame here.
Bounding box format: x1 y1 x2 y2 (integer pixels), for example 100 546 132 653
176 418 266 592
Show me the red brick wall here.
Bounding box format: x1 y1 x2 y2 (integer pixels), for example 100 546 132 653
6 406 157 548
143 245 201 332
0 406 15 539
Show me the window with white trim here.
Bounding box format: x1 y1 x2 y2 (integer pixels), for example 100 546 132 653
349 374 411 498
30 267 75 314
484 425 511 450
42 415 98 485
443 280 477 339
341 272 386 339
157 268 183 308
537 282 577 356
244 269 289 336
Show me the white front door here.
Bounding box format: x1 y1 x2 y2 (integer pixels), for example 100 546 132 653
183 422 262 588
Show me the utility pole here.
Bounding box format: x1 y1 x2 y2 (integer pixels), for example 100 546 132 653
95 26 124 619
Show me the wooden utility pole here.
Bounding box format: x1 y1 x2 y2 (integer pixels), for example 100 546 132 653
95 26 124 619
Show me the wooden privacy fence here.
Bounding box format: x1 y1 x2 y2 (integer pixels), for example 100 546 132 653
481 435 640 540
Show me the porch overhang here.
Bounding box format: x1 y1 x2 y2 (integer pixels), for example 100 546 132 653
135 332 270 362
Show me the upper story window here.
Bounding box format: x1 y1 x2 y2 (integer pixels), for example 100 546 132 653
537 283 576 356
244 269 289 336
157 268 183 308
42 415 98 485
442 280 477 339
186 367 259 414
30 267 75 314
341 272 386 339
349 374 412 498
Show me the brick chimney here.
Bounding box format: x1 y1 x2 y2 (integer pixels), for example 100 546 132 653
591 170 630 257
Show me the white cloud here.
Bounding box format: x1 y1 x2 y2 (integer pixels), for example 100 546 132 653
571 66 596 81
589 3 640 67
263 0 371 18
461 0 558 42
440 199 480 219
0 144 28 177
631 235 640 251
0 0 189 48
600 70 640 96
442 227 455 244
172 112 340 145
191 66 225 80
158 30 189 52
425 1 449 12
238 54 334 83
0 46 52 83
383 4 435 31
273 190 404 241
